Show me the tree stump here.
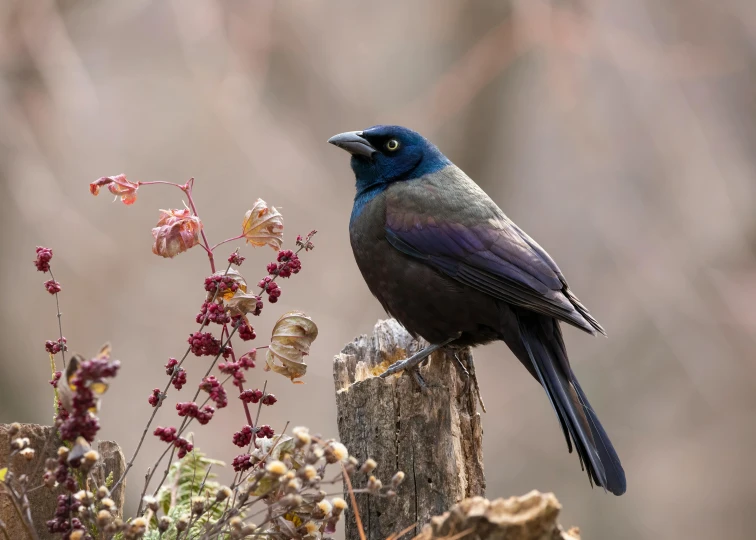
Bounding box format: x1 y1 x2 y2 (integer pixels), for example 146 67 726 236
333 319 485 539
0 424 125 539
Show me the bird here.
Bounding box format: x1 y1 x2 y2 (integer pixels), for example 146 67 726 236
328 125 626 496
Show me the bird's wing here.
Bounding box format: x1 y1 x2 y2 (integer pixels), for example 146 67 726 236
383 167 605 335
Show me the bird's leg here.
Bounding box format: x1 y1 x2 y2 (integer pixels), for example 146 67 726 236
380 334 460 379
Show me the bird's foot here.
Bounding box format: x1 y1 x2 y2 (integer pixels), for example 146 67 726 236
380 334 460 380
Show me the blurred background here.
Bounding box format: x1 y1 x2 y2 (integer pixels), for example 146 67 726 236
2 0 756 538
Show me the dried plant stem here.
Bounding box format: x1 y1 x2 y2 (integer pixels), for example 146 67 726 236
48 268 66 369
113 260 235 493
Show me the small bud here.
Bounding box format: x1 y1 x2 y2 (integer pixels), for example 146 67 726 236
142 495 158 512
100 498 115 510
74 490 94 506
97 486 110 499
11 437 29 450
84 450 100 464
191 496 206 515
315 500 332 518
305 521 319 534
360 458 377 475
20 448 35 461
266 460 287 477
158 515 173 532
241 524 259 536
294 430 312 448
57 446 70 459
306 446 324 464
176 515 190 532
391 471 406 488
324 442 348 464
367 475 382 492
286 478 302 494
69 530 85 540
386 489 397 498
9 422 20 436
216 486 232 502
331 497 348 515
230 516 243 530
97 509 112 527
130 516 148 534
300 464 318 481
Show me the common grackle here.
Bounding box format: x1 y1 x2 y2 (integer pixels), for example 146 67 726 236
329 125 626 495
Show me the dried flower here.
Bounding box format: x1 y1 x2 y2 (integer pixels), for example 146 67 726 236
265 311 318 383
90 174 139 205
158 515 173 532
266 460 287 477
20 447 35 461
228 251 245 266
148 388 162 407
242 199 284 250
151 207 203 258
97 509 112 527
216 486 232 502
392 471 406 488
360 458 377 475
324 441 348 464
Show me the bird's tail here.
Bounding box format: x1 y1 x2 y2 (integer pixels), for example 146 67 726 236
515 313 626 495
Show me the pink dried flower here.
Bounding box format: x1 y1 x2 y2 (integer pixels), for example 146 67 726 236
151 207 203 258
258 425 274 438
90 174 139 205
50 371 62 388
262 393 277 406
239 350 256 369
174 437 193 458
199 376 228 409
196 301 231 325
45 338 67 355
232 453 253 472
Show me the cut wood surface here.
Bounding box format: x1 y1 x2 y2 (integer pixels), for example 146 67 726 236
333 319 485 539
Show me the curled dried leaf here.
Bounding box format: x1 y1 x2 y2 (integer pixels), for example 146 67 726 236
242 199 284 251
265 312 318 383
225 291 260 316
151 208 203 259
90 174 139 205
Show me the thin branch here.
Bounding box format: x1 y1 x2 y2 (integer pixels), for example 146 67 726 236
48 268 66 368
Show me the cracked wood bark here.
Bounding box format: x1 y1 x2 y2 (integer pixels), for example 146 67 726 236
333 319 485 540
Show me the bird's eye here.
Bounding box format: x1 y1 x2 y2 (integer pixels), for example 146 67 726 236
385 139 400 152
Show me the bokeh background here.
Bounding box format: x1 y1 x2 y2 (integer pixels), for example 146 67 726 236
2 1 756 538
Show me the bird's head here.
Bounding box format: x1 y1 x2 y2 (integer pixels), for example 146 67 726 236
328 125 450 193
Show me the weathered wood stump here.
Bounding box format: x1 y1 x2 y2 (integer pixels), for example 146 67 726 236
333 319 485 539
0 424 125 539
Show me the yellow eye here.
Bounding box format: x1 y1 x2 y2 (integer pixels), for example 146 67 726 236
386 139 400 151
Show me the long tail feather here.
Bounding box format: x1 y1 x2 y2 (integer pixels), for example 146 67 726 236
516 313 626 495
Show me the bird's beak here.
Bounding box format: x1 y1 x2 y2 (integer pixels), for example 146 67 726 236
327 131 376 158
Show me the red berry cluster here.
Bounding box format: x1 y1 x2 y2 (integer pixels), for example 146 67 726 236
267 249 302 278
148 388 162 407
46 494 83 535
188 331 222 357
49 371 61 388
232 425 253 447
165 358 188 390
176 401 215 425
257 276 281 303
196 301 230 325
228 252 245 266
204 274 241 296
56 356 120 442
232 453 253 472
219 361 247 389
257 424 275 438
154 426 178 442
239 350 256 368
239 388 263 404
34 246 53 273
44 279 62 295
45 337 67 355
234 316 256 341
154 427 194 458
199 376 228 408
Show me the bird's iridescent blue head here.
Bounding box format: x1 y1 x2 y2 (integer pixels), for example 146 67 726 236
328 125 451 223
